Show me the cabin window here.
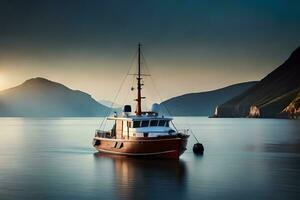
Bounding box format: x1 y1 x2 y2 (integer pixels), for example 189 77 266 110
133 121 141 128
141 120 149 127
158 120 166 126
150 120 158 126
165 121 170 127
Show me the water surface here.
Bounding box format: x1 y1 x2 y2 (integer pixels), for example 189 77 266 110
0 117 299 200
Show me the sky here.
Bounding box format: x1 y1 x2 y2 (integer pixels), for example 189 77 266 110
0 0 300 104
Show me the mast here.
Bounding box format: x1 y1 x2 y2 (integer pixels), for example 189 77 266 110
135 43 142 116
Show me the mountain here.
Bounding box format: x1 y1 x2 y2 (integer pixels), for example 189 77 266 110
215 47 300 119
98 100 121 108
0 77 110 117
160 81 258 116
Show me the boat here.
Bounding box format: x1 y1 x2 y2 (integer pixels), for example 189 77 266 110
92 44 190 159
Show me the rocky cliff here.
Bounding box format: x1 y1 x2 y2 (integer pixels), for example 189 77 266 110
215 47 300 118
279 90 300 119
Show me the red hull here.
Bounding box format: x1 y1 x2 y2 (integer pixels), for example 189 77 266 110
93 136 188 159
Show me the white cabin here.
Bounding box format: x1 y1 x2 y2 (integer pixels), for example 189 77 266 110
107 114 175 138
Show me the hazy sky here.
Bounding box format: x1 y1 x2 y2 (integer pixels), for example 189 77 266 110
0 0 300 104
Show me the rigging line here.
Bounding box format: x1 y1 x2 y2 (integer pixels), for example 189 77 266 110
140 51 172 116
103 48 138 129
142 49 200 142
102 49 138 130
120 74 135 109
140 51 178 131
140 52 158 103
99 49 138 129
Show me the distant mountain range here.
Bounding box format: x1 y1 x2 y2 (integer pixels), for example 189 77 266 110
160 81 258 116
0 77 110 117
215 47 300 119
98 100 121 108
0 77 257 117
1 46 299 119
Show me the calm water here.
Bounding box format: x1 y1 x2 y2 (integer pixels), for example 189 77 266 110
0 117 300 200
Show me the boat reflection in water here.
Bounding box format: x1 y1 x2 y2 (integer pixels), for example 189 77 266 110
93 153 187 200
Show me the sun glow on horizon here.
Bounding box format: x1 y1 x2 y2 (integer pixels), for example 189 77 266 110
0 73 8 91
